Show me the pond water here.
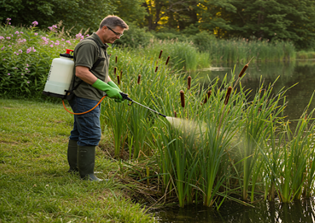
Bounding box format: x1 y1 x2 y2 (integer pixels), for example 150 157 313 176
154 60 315 222
193 60 315 121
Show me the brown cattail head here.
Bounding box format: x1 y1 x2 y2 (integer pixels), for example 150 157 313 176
187 76 192 90
155 66 159 72
165 56 170 65
180 90 185 108
117 75 120 85
114 67 117 75
239 64 248 78
174 111 177 117
224 87 232 105
120 70 123 80
159 50 163 59
203 90 212 104
115 56 118 63
137 74 141 84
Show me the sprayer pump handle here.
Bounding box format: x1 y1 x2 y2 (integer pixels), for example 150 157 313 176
120 92 132 101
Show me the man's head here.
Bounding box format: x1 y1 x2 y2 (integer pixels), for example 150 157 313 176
97 15 129 44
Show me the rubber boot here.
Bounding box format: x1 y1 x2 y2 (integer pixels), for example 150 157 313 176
67 139 79 173
77 146 103 181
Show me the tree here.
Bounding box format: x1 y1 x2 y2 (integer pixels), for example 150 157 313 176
225 0 315 49
0 0 115 34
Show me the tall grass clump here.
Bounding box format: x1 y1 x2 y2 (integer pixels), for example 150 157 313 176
195 37 296 64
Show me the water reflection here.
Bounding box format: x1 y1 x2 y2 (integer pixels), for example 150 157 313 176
192 60 315 121
154 198 315 223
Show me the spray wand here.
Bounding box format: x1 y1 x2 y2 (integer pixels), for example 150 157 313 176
120 92 167 118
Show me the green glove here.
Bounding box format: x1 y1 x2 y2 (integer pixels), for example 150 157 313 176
107 81 120 90
107 81 124 103
92 79 123 100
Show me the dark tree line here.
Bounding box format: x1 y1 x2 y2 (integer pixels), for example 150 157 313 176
2 0 315 49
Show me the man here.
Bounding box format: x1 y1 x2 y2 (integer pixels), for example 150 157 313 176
67 15 129 181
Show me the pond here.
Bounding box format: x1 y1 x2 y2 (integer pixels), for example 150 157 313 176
154 60 315 222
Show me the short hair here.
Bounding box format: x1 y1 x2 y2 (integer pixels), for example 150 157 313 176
99 15 129 30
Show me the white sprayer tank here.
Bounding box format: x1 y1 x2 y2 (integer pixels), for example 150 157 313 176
43 49 74 98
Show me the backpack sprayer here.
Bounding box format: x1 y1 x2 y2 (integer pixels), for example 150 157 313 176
42 49 167 117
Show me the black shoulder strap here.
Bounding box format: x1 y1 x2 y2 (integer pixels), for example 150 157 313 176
70 38 105 92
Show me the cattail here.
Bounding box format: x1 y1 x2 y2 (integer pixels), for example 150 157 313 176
117 75 120 85
120 70 123 80
238 64 248 78
115 56 118 63
165 56 170 65
224 87 232 105
203 90 212 104
155 66 159 72
114 67 117 75
187 76 191 90
174 111 177 117
137 74 141 84
180 90 185 108
159 50 163 59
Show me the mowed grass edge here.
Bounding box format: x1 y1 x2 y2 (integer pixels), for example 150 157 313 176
0 98 156 223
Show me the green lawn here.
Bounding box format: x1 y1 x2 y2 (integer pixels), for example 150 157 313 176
0 99 156 223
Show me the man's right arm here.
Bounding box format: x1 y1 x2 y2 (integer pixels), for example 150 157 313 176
75 66 97 85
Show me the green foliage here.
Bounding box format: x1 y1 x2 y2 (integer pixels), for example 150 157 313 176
0 24 80 98
0 0 115 34
115 24 154 48
191 31 216 52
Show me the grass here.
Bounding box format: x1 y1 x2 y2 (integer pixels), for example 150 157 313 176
0 99 156 222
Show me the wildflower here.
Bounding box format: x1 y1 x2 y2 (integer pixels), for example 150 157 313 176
55 40 60 46
25 68 28 70
26 48 32 54
23 39 26 42
1 47 4 50
0 36 4 40
8 45 11 47
3 58 5 60
8 73 10 75
20 31 23 34
48 26 52 31
15 31 19 34
34 33 38 36
86 34 90 37
52 24 57 29
66 40 71 45
6 18 11 21
76 33 84 40
21 73 24 75
27 81 30 84
26 64 29 67
18 49 22 53
61 38 65 41
32 21 38 26
6 37 10 39
50 44 54 47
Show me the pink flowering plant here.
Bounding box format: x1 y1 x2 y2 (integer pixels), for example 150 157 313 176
0 19 82 98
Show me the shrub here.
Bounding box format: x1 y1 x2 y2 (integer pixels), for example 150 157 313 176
191 31 216 52
114 24 154 48
0 22 80 99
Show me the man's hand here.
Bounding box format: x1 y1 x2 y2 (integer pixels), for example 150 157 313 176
92 79 123 100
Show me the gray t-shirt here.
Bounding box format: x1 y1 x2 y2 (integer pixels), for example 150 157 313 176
73 33 110 101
